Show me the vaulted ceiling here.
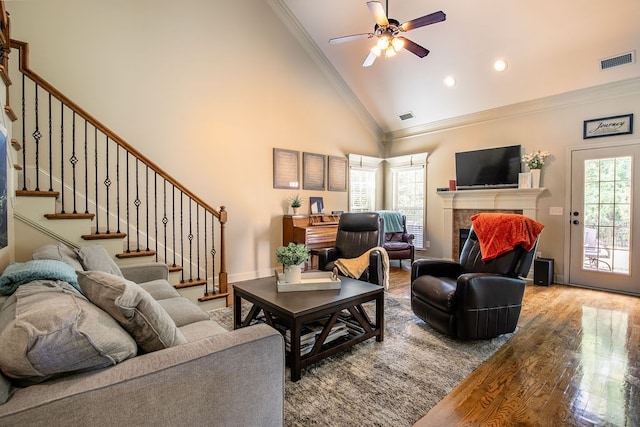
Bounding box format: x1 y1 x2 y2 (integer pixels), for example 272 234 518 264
275 0 640 138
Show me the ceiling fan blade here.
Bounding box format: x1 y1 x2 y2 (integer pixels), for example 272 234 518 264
398 37 430 58
363 51 377 67
367 1 389 27
399 11 446 32
329 33 374 44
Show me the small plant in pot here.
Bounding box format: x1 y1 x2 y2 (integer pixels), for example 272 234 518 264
290 194 302 215
276 243 309 283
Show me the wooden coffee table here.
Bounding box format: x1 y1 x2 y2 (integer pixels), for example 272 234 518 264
233 276 384 381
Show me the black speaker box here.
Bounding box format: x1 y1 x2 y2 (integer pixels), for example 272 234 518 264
533 258 554 286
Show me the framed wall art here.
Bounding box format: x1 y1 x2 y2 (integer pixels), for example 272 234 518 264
583 114 634 139
273 148 300 189
303 152 326 191
328 156 347 192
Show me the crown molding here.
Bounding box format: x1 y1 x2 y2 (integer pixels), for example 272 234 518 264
387 77 640 142
267 0 384 145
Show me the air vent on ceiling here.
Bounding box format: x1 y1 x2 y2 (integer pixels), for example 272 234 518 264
600 51 635 70
399 112 415 121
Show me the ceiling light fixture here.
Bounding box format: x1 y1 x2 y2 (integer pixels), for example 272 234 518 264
494 59 508 71
443 76 456 87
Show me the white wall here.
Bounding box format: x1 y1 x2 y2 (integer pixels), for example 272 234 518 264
7 0 382 281
387 81 640 282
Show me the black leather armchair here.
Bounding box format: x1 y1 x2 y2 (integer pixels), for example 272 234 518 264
410 227 538 339
317 212 385 287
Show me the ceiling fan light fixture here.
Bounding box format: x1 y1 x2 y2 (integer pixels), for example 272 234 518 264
377 36 390 50
391 37 404 52
443 76 456 87
370 45 383 57
385 46 397 57
494 59 508 72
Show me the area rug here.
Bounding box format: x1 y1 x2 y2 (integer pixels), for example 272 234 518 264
209 294 513 427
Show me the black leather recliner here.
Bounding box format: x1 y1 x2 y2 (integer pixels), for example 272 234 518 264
410 227 538 339
317 212 385 287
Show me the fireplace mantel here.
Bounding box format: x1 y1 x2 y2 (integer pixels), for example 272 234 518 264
436 188 546 259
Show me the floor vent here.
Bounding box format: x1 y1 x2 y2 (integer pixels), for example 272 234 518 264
600 51 635 70
399 112 414 121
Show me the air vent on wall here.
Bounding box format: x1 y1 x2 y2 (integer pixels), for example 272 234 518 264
399 112 415 121
600 51 635 70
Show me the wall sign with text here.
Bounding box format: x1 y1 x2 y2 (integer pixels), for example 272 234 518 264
583 114 634 139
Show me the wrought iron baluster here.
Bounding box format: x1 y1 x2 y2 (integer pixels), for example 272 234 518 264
20 74 26 190
211 214 217 293
59 103 65 213
180 191 185 282
104 136 111 234
163 180 168 264
84 121 88 214
145 165 150 251
116 145 121 233
33 83 41 191
196 204 201 280
124 151 130 252
48 94 53 191
204 212 209 296
172 185 177 268
94 128 99 228
70 112 77 213
134 158 141 252
188 198 193 281
154 172 158 261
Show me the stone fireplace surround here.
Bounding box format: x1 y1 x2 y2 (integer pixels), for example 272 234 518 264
436 188 546 260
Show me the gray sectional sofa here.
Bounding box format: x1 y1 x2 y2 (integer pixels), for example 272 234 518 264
0 244 285 426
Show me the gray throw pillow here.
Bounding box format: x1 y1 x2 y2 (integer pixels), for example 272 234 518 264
77 271 187 353
0 280 137 386
76 245 123 277
32 243 84 271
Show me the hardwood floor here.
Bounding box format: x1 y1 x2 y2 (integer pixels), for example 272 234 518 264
385 264 640 426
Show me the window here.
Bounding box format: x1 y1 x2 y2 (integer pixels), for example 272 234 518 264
348 154 382 213
388 153 427 249
349 168 376 212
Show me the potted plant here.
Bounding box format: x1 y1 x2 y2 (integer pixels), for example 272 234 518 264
290 194 302 215
276 243 309 283
522 150 551 188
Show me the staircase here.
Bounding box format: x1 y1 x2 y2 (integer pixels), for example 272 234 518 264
5 35 229 311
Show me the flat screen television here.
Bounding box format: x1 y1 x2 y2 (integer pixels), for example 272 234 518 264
455 145 521 190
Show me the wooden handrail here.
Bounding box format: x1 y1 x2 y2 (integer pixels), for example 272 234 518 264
10 39 224 221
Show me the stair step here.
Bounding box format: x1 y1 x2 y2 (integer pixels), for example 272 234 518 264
168 265 183 273
16 190 60 198
44 213 96 220
13 164 22 170
11 138 21 151
81 232 127 240
174 279 207 289
198 292 229 302
115 249 156 259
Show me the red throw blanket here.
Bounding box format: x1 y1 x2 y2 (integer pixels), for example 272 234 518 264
470 213 545 262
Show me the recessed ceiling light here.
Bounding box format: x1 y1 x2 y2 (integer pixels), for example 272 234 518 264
443 76 456 87
494 59 508 72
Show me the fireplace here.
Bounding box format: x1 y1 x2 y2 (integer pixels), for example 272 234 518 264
437 188 545 260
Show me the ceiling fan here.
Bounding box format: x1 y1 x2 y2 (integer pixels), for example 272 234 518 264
329 1 446 67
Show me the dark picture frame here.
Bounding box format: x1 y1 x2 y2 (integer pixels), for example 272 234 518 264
273 148 300 189
309 197 324 214
583 114 634 139
328 156 347 192
303 152 326 191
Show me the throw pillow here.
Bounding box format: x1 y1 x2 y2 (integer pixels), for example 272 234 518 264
0 280 137 386
32 242 85 271
75 245 123 277
0 260 81 295
77 271 187 352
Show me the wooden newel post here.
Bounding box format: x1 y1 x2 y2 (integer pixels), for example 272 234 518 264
218 206 228 294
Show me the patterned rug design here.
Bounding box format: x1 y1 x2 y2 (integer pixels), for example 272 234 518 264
209 294 513 426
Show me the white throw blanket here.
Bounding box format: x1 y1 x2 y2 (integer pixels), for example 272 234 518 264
334 246 390 290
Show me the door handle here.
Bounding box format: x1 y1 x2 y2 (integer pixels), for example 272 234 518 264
572 211 580 216
572 220 580 225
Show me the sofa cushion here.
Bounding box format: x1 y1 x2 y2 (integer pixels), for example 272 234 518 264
0 260 81 295
158 297 210 327
179 319 228 342
77 271 187 353
137 279 182 300
0 280 137 385
32 243 84 271
76 245 123 277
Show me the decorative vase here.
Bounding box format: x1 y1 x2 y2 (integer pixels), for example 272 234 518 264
292 207 300 215
530 169 541 188
283 264 302 283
